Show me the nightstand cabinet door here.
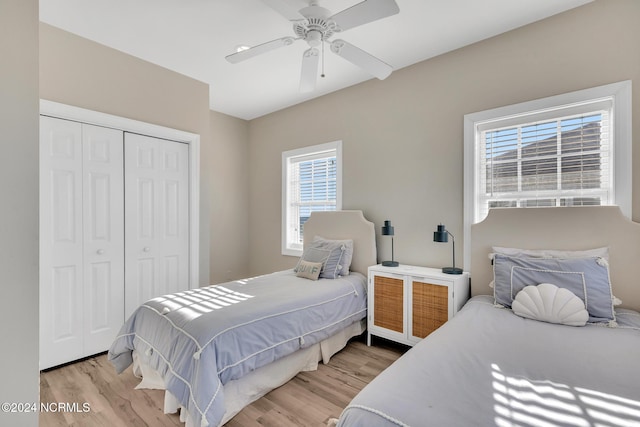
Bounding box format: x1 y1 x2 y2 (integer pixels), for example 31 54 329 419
367 265 469 346
411 279 450 340
373 274 404 334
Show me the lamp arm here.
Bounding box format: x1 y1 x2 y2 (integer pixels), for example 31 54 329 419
447 230 456 269
391 236 395 262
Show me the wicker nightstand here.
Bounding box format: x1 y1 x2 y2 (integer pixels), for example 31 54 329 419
367 264 469 346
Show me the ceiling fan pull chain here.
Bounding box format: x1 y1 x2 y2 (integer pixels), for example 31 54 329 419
321 41 325 78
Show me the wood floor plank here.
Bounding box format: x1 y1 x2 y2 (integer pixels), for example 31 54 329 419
293 375 354 410
40 336 405 426
223 405 265 427
262 383 331 426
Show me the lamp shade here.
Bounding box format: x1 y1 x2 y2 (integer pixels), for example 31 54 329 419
382 220 394 236
433 224 448 242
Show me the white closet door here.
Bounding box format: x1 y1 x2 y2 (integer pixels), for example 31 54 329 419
40 118 124 369
40 117 84 369
124 133 190 319
82 124 125 356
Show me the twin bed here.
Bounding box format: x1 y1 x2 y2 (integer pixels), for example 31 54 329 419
110 206 640 427
337 206 640 427
108 210 376 427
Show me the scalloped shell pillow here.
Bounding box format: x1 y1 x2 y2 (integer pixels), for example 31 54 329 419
512 283 589 327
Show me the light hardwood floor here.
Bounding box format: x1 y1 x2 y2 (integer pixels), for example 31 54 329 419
40 336 406 427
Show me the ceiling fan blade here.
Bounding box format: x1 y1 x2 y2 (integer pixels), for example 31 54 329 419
225 37 296 64
330 39 392 80
330 0 399 32
262 0 305 21
299 48 319 92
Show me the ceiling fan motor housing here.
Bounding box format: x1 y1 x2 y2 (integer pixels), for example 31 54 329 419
294 5 337 47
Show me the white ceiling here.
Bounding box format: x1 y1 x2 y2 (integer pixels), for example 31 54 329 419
39 0 593 120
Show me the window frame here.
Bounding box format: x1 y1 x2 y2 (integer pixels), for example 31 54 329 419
281 140 342 257
463 81 632 271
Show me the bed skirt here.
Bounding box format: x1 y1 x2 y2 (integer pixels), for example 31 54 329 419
132 319 366 426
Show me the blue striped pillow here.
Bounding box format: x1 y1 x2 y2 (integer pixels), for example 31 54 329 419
493 254 615 323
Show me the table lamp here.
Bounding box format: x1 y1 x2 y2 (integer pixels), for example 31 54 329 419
381 220 399 267
433 224 462 274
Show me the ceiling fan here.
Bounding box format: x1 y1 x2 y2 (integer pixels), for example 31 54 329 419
225 0 400 92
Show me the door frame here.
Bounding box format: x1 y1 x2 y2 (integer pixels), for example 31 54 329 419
40 99 200 290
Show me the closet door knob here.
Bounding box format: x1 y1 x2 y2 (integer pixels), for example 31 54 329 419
97 249 105 255
143 247 151 252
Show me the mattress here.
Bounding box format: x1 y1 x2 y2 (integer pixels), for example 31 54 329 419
109 270 368 427
337 295 640 427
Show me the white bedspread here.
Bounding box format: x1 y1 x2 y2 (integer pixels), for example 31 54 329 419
338 295 640 427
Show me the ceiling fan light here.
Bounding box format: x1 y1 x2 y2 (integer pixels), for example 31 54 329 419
306 30 322 47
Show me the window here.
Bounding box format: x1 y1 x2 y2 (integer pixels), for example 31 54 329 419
282 141 342 256
463 81 631 268
480 111 610 219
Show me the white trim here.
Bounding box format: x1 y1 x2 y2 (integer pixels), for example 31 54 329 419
282 140 342 257
463 81 632 272
40 99 200 290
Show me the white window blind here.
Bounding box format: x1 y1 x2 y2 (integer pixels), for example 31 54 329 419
282 141 341 256
477 109 611 222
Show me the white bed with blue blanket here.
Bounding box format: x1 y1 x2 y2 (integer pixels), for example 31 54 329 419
336 206 640 427
109 210 376 427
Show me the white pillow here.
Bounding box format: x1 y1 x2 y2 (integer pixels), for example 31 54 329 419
512 283 589 327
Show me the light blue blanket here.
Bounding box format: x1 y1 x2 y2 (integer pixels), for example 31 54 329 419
108 270 367 427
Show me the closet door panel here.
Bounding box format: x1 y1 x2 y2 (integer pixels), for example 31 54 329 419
51 266 80 342
51 170 78 243
138 178 156 239
159 140 189 296
125 137 159 318
162 255 180 296
82 124 124 355
125 133 189 319
88 261 111 329
40 117 84 369
134 258 156 306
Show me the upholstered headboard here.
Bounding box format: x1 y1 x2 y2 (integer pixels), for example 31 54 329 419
303 210 376 276
470 206 640 311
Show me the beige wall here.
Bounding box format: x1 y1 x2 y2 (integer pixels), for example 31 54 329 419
247 0 640 275
208 111 251 283
39 24 210 137
0 1 40 425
